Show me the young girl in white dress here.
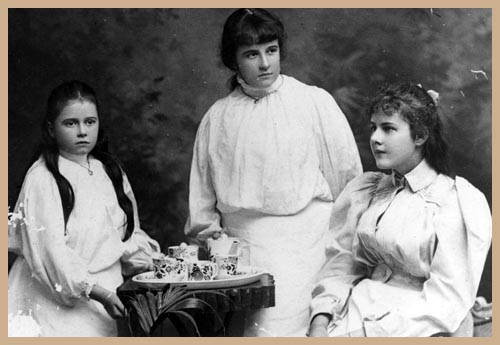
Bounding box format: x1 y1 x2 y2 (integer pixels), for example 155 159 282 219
8 80 160 336
308 82 491 337
185 8 362 336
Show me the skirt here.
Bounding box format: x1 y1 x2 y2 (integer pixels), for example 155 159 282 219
223 199 332 336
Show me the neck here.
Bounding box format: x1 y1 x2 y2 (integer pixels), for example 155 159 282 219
237 74 283 99
395 155 424 176
59 151 89 166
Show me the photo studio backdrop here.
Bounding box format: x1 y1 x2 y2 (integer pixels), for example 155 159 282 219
8 8 491 299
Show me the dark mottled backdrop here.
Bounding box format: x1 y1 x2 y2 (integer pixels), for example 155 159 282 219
8 8 491 299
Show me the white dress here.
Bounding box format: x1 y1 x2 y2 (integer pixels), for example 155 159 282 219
8 155 160 337
186 75 362 336
310 160 492 336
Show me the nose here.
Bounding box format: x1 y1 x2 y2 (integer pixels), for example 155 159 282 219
77 123 87 137
370 128 382 146
259 54 270 70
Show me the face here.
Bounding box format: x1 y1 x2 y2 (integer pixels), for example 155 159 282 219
370 110 424 175
236 39 280 88
49 100 99 161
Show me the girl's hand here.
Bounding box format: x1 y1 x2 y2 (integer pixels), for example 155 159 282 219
308 314 330 337
102 292 127 319
211 229 228 240
90 285 127 319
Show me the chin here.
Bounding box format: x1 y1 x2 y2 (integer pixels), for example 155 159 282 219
255 80 273 88
375 160 392 171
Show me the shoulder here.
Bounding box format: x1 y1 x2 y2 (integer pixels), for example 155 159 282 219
342 171 386 197
429 174 490 224
18 157 58 197
331 171 384 216
454 176 489 203
422 174 487 209
199 90 241 123
23 157 54 184
282 75 331 98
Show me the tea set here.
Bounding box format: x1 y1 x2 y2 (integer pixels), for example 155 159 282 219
152 234 242 281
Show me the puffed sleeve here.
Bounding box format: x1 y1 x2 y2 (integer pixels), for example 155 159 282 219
120 172 160 276
184 111 223 243
312 88 363 199
310 173 380 322
8 165 95 306
362 177 492 336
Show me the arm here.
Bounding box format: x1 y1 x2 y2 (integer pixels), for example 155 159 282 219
362 179 492 336
309 174 378 334
184 113 223 243
8 167 96 307
313 89 363 199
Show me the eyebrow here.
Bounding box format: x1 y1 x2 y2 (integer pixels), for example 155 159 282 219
61 116 98 121
240 48 258 55
370 120 397 126
239 44 279 55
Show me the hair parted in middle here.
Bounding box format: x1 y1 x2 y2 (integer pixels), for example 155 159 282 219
36 80 135 240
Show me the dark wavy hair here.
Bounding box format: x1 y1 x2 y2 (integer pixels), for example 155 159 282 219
220 8 286 90
36 80 135 240
368 82 449 175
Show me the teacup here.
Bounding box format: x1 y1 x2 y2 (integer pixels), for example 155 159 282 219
213 254 239 279
188 260 218 281
168 244 199 263
152 254 188 281
207 237 240 259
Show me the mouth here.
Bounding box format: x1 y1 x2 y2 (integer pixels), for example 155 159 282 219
373 149 386 155
257 73 273 78
75 141 90 145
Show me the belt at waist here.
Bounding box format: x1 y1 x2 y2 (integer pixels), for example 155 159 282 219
369 263 426 289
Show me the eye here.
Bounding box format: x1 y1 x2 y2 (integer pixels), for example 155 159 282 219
85 118 97 125
369 124 376 132
267 46 279 54
383 126 396 133
63 120 76 127
245 52 258 59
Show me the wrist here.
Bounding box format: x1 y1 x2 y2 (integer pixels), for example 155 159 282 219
89 285 113 304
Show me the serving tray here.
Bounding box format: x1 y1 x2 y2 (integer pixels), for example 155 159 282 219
131 266 267 289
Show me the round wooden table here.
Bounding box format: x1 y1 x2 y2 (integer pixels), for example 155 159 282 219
116 273 275 336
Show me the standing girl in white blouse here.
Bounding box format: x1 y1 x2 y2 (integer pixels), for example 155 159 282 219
8 80 160 336
185 8 362 336
308 82 491 337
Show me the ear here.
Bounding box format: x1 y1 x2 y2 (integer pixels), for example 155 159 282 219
414 130 428 147
47 122 55 138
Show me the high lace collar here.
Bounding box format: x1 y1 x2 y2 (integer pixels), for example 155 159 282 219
237 74 284 101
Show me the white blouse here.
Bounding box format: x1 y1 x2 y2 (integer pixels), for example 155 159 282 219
186 75 362 240
310 160 492 336
8 155 159 328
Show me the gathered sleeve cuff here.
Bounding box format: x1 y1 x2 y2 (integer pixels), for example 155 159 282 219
120 172 160 276
184 113 223 243
361 176 492 336
312 88 363 200
8 164 95 306
309 173 379 324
